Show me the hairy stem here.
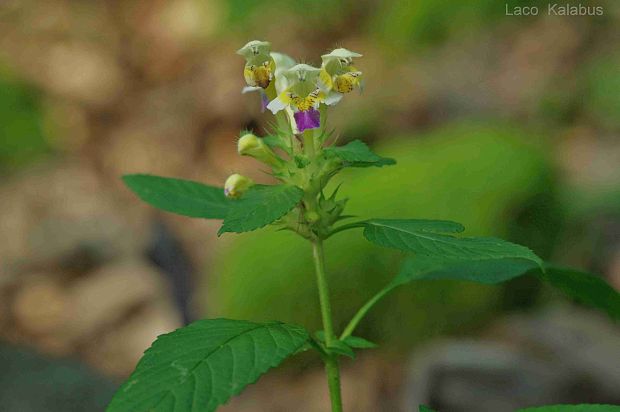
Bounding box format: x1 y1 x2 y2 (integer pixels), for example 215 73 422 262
312 239 343 412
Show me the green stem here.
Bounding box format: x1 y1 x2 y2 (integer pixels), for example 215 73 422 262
326 221 366 239
340 284 396 340
311 239 343 412
325 357 342 411
303 129 316 158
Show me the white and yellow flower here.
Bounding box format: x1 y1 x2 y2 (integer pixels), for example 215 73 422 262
267 64 326 132
237 40 274 90
237 41 296 111
319 48 363 106
237 43 364 132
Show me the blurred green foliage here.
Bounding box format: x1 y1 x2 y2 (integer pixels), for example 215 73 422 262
226 0 545 52
0 66 50 173
208 122 553 347
225 0 347 28
371 0 550 51
583 53 620 131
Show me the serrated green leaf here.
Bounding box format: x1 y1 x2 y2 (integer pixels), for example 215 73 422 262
518 405 620 412
344 219 618 343
218 184 303 235
339 220 544 338
123 174 229 219
394 258 620 319
369 219 465 234
363 219 542 266
107 318 308 412
340 257 534 343
419 406 437 412
343 336 378 349
324 139 396 168
540 266 620 321
395 256 540 286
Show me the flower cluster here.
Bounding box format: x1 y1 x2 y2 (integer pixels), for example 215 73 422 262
224 40 364 206
236 40 363 134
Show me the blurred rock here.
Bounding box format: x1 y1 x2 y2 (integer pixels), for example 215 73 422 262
497 306 620 397
0 160 183 378
123 0 224 81
43 42 124 107
60 260 165 343
404 341 567 411
492 17 583 116
83 300 182 377
35 334 75 357
100 113 196 182
42 99 91 153
0 160 149 276
557 128 620 189
11 275 67 336
222 355 403 412
403 306 620 411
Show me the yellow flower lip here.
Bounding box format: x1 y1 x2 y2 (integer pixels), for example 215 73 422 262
244 62 273 89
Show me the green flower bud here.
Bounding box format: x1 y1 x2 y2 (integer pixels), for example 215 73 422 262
224 174 254 198
305 211 320 224
237 133 283 168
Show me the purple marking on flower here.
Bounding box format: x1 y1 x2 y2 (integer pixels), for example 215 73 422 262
294 109 320 132
260 90 269 112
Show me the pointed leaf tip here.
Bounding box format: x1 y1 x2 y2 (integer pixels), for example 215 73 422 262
123 174 230 219
363 219 541 268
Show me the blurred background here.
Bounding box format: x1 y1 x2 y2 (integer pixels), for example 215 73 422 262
1 0 619 411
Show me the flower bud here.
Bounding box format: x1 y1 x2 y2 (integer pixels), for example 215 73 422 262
224 174 254 198
305 211 320 223
237 133 283 168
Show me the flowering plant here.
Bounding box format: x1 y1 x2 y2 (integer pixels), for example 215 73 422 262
108 41 620 412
